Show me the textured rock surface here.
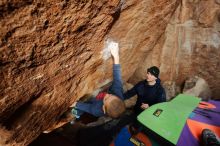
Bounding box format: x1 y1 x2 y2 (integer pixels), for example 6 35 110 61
183 76 211 101
163 81 181 101
123 82 137 108
131 0 220 99
108 0 179 81
1 0 219 145
0 0 123 145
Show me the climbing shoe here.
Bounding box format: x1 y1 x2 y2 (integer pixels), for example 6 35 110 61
71 108 80 119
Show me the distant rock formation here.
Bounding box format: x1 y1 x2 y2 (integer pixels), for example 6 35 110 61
163 81 181 101
129 0 220 100
183 76 212 101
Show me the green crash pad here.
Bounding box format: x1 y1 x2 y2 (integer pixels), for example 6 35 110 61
137 94 201 145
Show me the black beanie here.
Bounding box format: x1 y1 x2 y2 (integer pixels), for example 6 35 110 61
147 66 160 78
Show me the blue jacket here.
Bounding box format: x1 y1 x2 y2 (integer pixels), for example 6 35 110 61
123 79 166 115
75 64 124 117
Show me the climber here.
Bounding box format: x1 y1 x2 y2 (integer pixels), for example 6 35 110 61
71 42 126 119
